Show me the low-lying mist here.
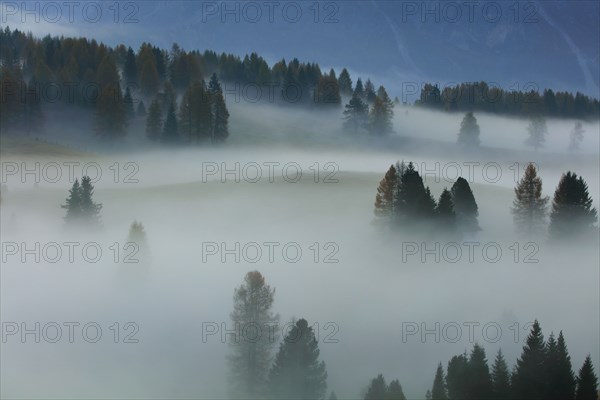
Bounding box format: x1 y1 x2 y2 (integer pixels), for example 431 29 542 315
1 100 599 399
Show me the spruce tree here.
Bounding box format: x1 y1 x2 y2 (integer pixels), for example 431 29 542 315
212 89 229 142
451 177 480 234
267 318 327 400
446 354 469 399
354 78 365 100
343 95 369 134
467 343 493 399
431 363 447 400
545 331 576 399
128 220 147 250
491 349 510 399
95 83 127 138
512 320 547 399
123 86 135 119
145 99 162 140
161 102 179 143
388 379 407 400
123 46 137 86
338 68 353 97
364 374 387 400
575 356 598 400
140 59 159 97
512 163 549 235
179 80 212 143
365 79 377 104
525 116 548 151
457 112 481 147
549 172 598 238
436 188 456 233
569 122 585 152
369 95 393 135
555 332 577 399
62 179 82 224
79 176 102 227
229 271 279 399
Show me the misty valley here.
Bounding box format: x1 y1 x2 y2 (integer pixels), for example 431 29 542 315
0 2 599 400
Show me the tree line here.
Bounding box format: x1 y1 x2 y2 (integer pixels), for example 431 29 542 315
417 82 599 120
423 321 598 400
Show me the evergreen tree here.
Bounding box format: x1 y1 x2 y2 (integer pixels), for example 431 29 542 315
328 391 338 400
545 331 576 400
365 79 377 103
95 83 127 138
388 380 407 400
179 80 212 143
364 374 387 400
123 86 135 119
145 99 162 140
354 78 365 100
446 354 468 399
512 163 549 235
436 188 456 233
267 318 327 400
316 73 341 106
369 94 393 135
431 363 447 400
61 179 82 224
79 176 102 227
140 59 159 97
229 271 279 399
525 116 548 151
549 172 598 238
212 89 229 142
123 46 137 86
457 112 481 147
208 72 222 94
374 165 398 220
161 102 179 143
343 95 369 134
128 220 147 248
512 320 547 399
467 343 493 399
451 177 480 234
575 356 598 400
569 122 585 152
491 349 510 400
338 68 353 97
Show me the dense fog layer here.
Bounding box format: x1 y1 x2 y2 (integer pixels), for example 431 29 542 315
1 102 599 399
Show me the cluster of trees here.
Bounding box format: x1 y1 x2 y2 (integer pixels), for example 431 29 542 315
61 176 102 228
227 271 598 400
425 321 598 400
1 27 391 140
512 164 598 239
374 162 480 236
0 27 231 140
145 73 229 143
343 78 396 136
417 82 600 120
373 160 598 240
228 271 329 399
